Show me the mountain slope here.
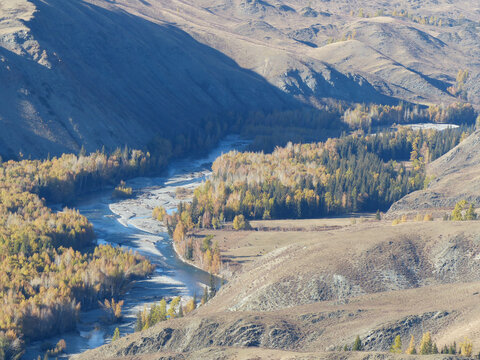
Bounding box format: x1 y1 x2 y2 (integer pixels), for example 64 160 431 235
74 221 480 359
2 0 480 158
0 0 294 158
388 130 480 217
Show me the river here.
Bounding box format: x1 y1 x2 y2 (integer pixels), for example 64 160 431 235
23 136 249 359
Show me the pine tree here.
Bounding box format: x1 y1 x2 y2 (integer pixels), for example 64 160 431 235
159 299 167 321
112 327 120 341
135 311 143 332
352 336 363 351
465 204 477 220
209 272 217 299
406 335 417 354
420 332 433 354
178 304 184 318
202 286 209 305
79 145 86 157
432 343 439 354
449 341 457 354
375 210 381 220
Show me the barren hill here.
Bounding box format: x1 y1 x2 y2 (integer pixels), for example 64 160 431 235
388 130 480 217
74 220 480 359
2 0 480 158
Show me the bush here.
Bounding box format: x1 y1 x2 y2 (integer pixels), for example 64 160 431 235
233 215 251 230
112 180 133 199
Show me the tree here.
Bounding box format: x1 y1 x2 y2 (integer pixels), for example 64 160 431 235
233 214 250 230
406 335 417 354
135 311 143 332
173 222 185 242
451 200 468 221
432 343 439 354
419 332 433 355
202 286 209 305
159 299 167 321
167 297 181 319
352 336 363 351
209 272 217 299
465 204 477 220
390 335 402 353
112 327 120 341
460 337 473 357
375 210 381 220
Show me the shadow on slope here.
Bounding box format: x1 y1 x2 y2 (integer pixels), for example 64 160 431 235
0 0 302 158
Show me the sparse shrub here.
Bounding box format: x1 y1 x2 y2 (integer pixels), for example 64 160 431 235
45 339 67 356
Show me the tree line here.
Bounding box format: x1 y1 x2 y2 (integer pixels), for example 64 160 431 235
346 333 474 357
164 127 470 232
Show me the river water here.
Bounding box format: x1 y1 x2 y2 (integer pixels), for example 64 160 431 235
23 136 248 359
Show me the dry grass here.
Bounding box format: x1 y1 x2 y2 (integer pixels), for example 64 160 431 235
75 219 480 359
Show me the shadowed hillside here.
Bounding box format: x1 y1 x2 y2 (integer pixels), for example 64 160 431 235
0 0 295 158
2 0 480 158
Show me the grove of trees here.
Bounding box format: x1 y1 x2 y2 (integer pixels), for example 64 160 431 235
168 127 470 229
0 150 155 358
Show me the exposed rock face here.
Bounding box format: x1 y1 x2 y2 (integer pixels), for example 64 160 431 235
388 130 480 217
2 0 480 158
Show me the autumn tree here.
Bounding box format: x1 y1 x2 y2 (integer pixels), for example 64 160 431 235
460 337 473 357
420 332 433 355
406 335 417 354
173 222 185 242
233 215 250 230
390 335 402 353
465 204 477 220
112 328 120 341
